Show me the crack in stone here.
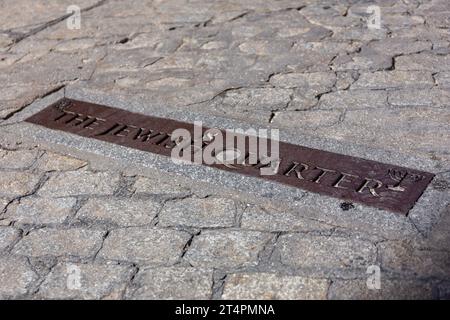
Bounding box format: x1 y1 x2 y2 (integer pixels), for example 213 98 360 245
211 271 227 299
92 230 110 262
5 0 109 48
2 84 66 121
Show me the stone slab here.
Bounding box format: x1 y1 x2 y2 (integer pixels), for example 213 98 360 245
1 87 448 239
24 98 434 214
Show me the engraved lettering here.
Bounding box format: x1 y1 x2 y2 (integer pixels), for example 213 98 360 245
113 125 131 137
65 113 88 126
155 134 173 148
313 167 337 183
54 110 72 122
147 132 170 145
83 117 106 130
256 156 281 175
387 169 407 192
333 172 359 189
357 178 383 197
54 111 84 125
26 98 436 215
284 162 309 179
133 128 157 141
54 110 103 129
95 123 123 136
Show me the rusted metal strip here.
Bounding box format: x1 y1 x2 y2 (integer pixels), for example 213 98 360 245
25 98 434 214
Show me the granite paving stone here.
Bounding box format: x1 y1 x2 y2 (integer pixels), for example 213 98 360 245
222 273 330 300
4 196 76 225
0 171 42 199
0 256 39 299
328 279 434 300
184 230 272 269
0 227 21 251
131 175 191 196
36 151 87 172
378 241 450 279
75 198 161 228
12 228 106 258
240 204 334 233
158 197 236 228
351 71 434 90
395 53 450 72
37 262 134 300
0 149 39 170
38 170 120 197
126 267 213 300
277 234 377 274
97 227 191 265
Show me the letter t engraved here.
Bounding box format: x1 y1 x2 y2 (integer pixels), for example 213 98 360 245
313 167 336 184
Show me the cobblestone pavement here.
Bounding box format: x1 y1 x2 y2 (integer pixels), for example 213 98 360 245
0 0 450 299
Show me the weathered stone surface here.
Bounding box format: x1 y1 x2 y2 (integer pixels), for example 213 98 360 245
0 227 20 251
388 89 450 107
396 53 450 72
270 72 336 91
36 151 87 171
332 49 393 71
0 171 42 198
37 262 134 299
0 198 10 217
76 198 161 228
4 196 76 225
367 39 431 56
127 267 213 300
334 71 357 90
319 90 387 110
159 197 236 228
184 230 271 269
54 39 97 53
352 71 434 90
132 175 190 195
222 273 330 300
329 279 433 300
0 149 38 169
6 50 102 87
278 234 377 273
378 241 450 278
0 33 12 48
0 0 99 33
238 40 293 55
425 207 450 252
218 87 292 113
12 228 105 258
240 205 333 232
0 256 38 299
98 227 190 265
271 110 342 129
38 170 120 197
435 72 450 88
272 106 450 163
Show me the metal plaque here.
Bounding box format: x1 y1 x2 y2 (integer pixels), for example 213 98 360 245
25 98 435 214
